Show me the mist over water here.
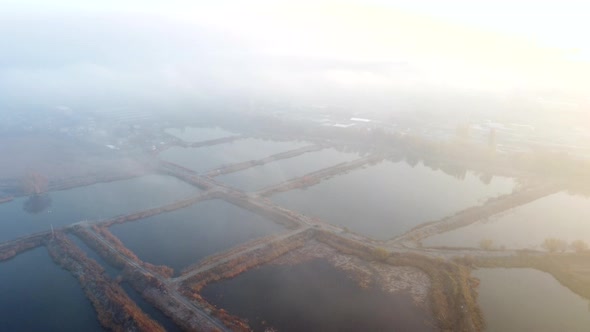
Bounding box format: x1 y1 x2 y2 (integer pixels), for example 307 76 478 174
2 2 590 331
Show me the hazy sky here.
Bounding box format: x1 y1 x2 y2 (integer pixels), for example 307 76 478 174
1 0 588 112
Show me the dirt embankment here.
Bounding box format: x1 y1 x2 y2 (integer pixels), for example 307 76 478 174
73 225 174 278
0 196 13 204
46 233 165 332
257 154 384 196
316 231 484 332
221 195 301 229
157 161 213 190
205 144 322 177
96 193 210 228
393 183 560 244
0 233 50 261
124 267 249 332
179 229 314 293
0 134 157 196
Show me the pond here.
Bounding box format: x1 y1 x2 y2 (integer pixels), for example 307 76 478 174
0 175 198 243
218 148 359 192
109 199 285 273
424 192 590 250
272 160 515 240
160 138 309 173
474 268 590 332
201 259 436 332
0 247 104 331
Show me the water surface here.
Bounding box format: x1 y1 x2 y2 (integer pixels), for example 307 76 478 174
272 160 514 240
424 192 590 249
0 175 198 242
160 138 308 173
110 199 285 273
474 268 590 332
218 148 359 191
0 247 104 331
201 259 435 332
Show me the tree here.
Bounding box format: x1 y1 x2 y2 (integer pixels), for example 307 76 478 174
542 238 568 253
571 240 588 253
479 239 494 250
22 172 48 195
373 247 390 262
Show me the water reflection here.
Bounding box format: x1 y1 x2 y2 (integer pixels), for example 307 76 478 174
201 259 435 332
22 193 52 214
272 159 515 240
424 192 590 250
474 268 590 331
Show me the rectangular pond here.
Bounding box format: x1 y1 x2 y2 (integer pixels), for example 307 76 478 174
201 258 436 332
217 148 360 192
423 192 590 250
159 138 309 173
0 247 104 331
0 174 198 243
165 126 237 143
109 199 285 273
473 268 590 332
271 160 515 240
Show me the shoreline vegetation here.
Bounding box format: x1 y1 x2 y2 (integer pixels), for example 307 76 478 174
46 232 165 332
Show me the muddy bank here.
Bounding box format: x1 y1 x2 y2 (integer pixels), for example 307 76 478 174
46 233 165 332
316 231 483 332
271 240 430 306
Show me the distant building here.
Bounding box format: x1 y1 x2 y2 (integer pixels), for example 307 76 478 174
350 117 372 123
333 123 356 128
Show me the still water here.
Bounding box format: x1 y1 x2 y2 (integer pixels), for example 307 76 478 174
0 175 198 242
0 247 104 331
201 259 436 332
474 268 590 332
110 199 284 273
218 148 359 192
424 192 590 249
165 126 236 142
272 160 514 240
160 138 308 173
